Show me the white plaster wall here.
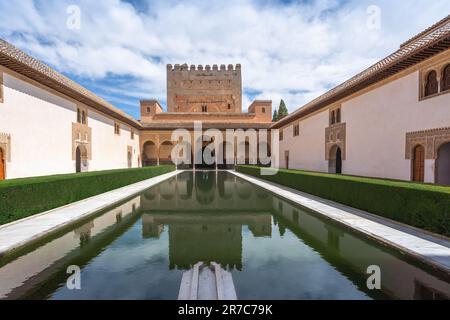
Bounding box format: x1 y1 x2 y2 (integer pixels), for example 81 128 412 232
343 71 450 181
280 70 450 182
0 73 75 178
0 72 140 179
88 110 140 171
279 110 329 172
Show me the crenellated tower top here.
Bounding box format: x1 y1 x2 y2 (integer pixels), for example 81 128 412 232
166 63 242 113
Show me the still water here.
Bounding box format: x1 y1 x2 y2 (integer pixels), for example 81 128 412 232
0 171 449 300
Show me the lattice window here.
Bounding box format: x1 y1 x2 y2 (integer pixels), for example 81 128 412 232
441 64 450 92
424 70 438 96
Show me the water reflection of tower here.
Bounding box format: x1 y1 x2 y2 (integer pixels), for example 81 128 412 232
141 214 272 271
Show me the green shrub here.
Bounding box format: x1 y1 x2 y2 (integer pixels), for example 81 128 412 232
236 165 450 237
0 165 175 225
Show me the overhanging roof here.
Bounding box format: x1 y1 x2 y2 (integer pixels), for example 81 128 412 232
0 39 143 129
272 15 450 129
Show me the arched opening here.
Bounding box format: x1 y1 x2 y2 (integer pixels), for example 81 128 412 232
335 148 342 174
217 141 234 170
257 140 271 167
142 141 157 166
75 145 88 173
159 141 174 165
237 142 250 165
0 147 5 180
328 145 342 174
127 151 132 168
436 142 450 186
441 64 450 92
412 145 425 182
424 70 438 96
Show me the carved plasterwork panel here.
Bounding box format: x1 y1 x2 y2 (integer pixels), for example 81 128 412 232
72 123 92 160
405 127 450 159
325 123 346 160
0 132 11 162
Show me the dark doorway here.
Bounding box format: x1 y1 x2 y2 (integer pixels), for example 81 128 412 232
0 148 5 180
285 151 289 170
436 142 450 186
128 151 132 168
335 147 342 174
76 147 82 173
412 145 425 182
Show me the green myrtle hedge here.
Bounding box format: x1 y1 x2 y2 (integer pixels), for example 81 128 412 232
0 165 175 225
236 165 450 237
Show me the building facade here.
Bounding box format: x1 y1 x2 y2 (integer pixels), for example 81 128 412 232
0 41 141 179
274 15 450 185
0 15 449 185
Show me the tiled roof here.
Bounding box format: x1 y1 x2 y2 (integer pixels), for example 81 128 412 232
0 39 142 129
272 15 450 129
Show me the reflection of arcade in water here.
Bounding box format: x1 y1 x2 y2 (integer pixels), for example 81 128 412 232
140 171 272 212
141 171 272 270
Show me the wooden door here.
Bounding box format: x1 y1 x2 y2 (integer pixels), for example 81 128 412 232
0 148 4 180
413 145 425 182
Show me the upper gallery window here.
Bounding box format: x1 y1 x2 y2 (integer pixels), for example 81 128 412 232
424 70 438 97
330 107 341 125
202 105 208 112
114 123 121 135
441 64 450 92
293 124 300 137
77 108 87 125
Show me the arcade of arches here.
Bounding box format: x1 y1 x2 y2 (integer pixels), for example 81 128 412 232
140 132 270 169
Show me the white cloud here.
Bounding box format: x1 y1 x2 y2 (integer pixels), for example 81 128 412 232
0 0 449 116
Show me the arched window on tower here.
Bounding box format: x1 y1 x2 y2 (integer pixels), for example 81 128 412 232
424 70 438 97
441 64 450 92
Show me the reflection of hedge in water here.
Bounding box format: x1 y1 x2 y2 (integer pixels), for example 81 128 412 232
236 165 450 237
0 165 175 225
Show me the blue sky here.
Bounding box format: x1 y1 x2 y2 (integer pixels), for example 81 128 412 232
0 0 449 119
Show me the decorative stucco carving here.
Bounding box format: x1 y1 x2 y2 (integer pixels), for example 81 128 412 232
72 123 92 160
406 127 450 159
0 132 11 162
325 123 346 160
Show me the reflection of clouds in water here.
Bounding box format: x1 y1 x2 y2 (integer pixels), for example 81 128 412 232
236 225 369 300
51 222 181 300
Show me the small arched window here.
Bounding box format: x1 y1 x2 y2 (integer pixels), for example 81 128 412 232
424 70 438 96
336 108 341 123
441 64 450 92
81 111 86 124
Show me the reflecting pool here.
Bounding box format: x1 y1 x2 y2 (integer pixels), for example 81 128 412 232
0 171 449 299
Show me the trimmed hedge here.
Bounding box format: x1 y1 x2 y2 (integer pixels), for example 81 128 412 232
236 165 450 237
0 165 175 225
